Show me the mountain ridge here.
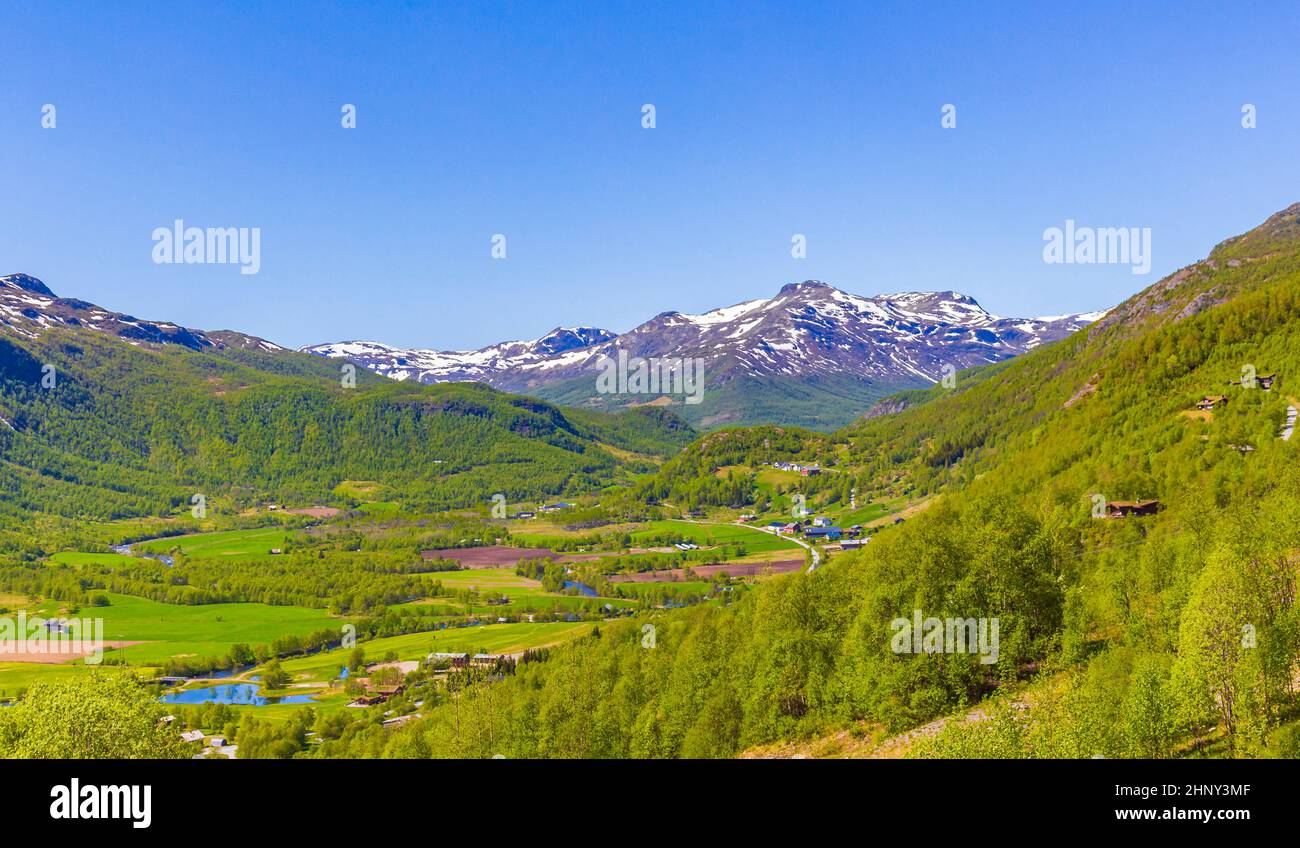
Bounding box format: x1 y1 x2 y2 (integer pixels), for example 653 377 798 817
303 280 1105 429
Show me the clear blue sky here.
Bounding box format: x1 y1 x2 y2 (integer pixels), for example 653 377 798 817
2 1 1297 349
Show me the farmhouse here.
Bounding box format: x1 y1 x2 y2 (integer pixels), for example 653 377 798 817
179 730 204 743
803 526 842 541
772 461 820 475
428 651 469 668
1227 373 1278 390
1104 499 1161 519
1196 395 1227 411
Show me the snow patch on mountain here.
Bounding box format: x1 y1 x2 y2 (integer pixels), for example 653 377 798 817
302 280 1104 392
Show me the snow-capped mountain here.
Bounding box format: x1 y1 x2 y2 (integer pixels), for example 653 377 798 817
1 271 1103 430
302 327 618 384
303 280 1105 393
0 273 284 353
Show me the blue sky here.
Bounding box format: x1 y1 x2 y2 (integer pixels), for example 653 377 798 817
2 1 1297 349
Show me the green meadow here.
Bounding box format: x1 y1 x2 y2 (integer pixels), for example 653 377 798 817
135 527 289 560
3 593 341 672
47 551 137 567
631 520 802 553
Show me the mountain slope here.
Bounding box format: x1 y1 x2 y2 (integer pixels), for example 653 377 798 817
348 202 1300 760
304 282 1103 430
0 273 385 386
0 286 695 552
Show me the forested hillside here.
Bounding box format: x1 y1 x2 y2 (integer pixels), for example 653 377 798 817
331 203 1300 759
0 324 694 559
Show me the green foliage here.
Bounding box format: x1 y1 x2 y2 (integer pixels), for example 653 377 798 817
0 327 693 536
0 672 187 758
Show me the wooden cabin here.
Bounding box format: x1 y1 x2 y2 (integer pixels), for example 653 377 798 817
1104 499 1161 519
1196 395 1227 411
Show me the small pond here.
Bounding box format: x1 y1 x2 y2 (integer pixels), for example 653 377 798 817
160 683 317 706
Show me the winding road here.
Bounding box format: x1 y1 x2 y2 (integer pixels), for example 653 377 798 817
672 518 821 573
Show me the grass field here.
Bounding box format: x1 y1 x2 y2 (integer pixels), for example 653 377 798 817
135 527 289 560
630 520 803 553
829 500 900 526
276 621 593 683
356 501 401 514
8 593 341 668
0 661 95 695
48 551 139 567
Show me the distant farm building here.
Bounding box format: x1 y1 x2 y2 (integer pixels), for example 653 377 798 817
803 526 843 541
1227 373 1277 390
1197 395 1228 411
1104 499 1161 519
772 461 820 475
